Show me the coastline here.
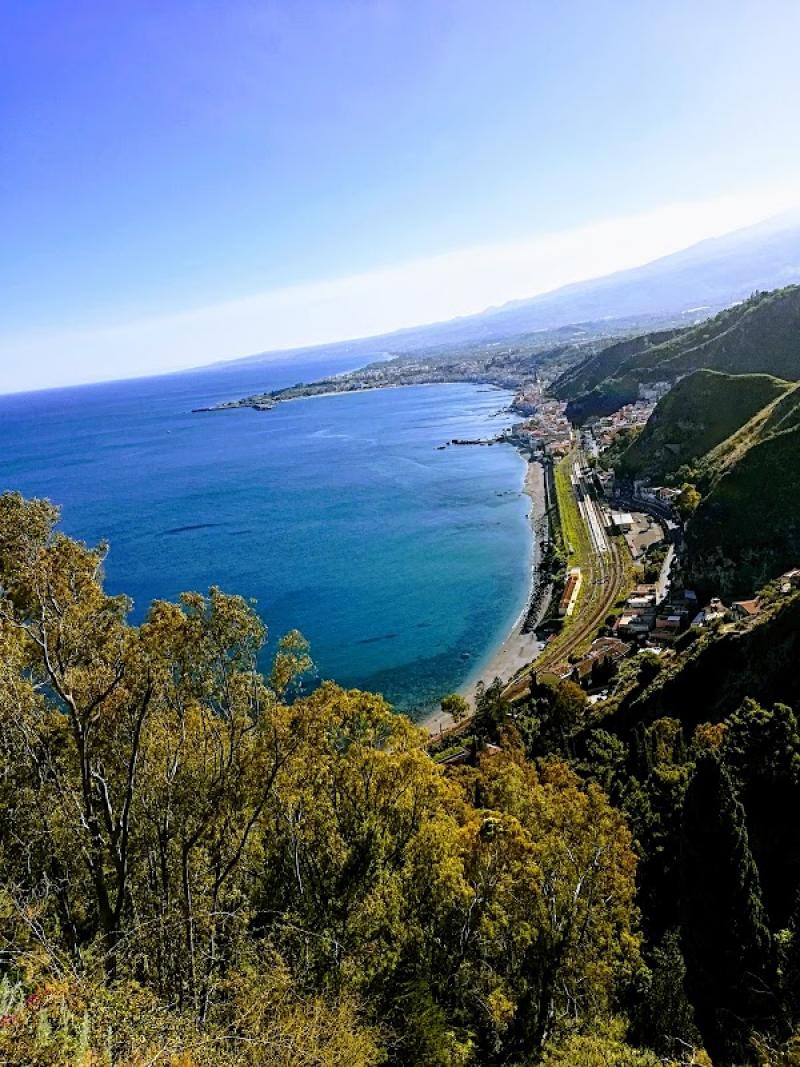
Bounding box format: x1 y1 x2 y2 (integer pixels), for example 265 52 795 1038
194 378 514 414
423 456 549 735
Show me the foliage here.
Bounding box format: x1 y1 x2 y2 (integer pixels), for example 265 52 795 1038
675 482 702 520
561 285 800 422
0 493 641 1065
687 421 800 594
440 691 469 723
4 486 800 1064
617 369 790 484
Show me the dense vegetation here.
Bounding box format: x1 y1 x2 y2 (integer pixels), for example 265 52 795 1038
471 581 800 1067
616 370 791 484
0 493 648 1066
557 286 800 422
3 485 800 1063
608 358 800 594
687 419 800 594
550 329 682 405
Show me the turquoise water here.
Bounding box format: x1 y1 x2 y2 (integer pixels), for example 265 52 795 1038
0 357 532 714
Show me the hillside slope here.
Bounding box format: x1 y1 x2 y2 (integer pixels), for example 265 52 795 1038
550 329 682 401
561 285 800 421
604 589 800 736
686 420 800 593
617 369 792 483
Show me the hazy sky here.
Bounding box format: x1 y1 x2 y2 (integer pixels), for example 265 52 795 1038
3 0 800 392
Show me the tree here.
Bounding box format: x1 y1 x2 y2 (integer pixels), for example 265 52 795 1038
465 751 640 1057
0 494 300 1016
0 494 644 1063
722 699 800 927
632 929 700 1059
540 1018 678 1066
680 753 776 1061
675 483 701 521
440 691 469 724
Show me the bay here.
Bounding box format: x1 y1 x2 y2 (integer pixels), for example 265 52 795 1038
0 355 533 714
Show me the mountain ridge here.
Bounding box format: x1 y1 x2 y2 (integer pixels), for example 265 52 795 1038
220 213 800 372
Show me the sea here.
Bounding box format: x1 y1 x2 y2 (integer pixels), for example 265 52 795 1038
0 353 534 716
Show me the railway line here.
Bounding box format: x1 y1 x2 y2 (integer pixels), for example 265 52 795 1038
503 449 631 699
429 447 633 737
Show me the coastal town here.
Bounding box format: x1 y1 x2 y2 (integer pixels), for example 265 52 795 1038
197 336 800 738
479 377 800 718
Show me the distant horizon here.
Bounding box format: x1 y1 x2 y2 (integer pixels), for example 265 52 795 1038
4 2 800 393
4 195 800 397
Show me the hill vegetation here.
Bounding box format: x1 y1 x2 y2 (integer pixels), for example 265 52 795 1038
558 286 800 422
592 292 800 593
550 329 682 403
616 369 792 483
686 419 800 593
3 472 800 1064
472 582 800 1067
0 493 647 1066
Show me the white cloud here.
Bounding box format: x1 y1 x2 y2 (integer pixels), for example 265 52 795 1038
3 183 799 393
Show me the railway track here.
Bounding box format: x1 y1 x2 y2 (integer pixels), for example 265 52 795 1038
503 449 630 698
429 448 632 740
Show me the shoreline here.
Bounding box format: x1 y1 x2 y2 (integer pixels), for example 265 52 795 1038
195 379 515 414
199 375 544 734
423 456 550 735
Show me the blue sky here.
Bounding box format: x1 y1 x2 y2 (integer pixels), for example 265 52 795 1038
2 0 800 390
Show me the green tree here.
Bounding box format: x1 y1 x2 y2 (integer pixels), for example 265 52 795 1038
440 691 469 724
675 482 701 520
680 753 775 1061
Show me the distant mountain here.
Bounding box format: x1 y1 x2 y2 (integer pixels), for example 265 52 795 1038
229 213 800 370
482 210 800 338
558 284 800 421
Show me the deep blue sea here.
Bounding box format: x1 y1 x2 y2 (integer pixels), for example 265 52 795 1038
0 354 533 714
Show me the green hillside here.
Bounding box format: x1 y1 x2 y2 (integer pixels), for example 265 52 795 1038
617 369 791 483
687 420 800 594
563 285 800 422
550 328 682 401
605 587 800 735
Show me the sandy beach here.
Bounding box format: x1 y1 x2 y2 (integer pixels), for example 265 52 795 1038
424 458 549 735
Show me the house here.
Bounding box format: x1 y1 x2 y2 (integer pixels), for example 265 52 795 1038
691 597 727 627
610 511 634 532
627 594 656 612
617 611 656 637
730 598 761 620
779 568 800 593
569 638 630 686
651 614 684 643
634 583 659 597
558 568 583 617
621 584 658 615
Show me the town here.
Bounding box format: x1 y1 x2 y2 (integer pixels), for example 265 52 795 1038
502 379 800 706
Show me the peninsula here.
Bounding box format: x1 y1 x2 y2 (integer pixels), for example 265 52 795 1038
191 312 687 416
